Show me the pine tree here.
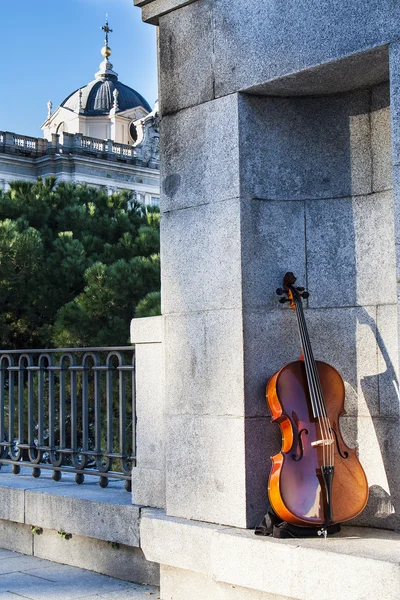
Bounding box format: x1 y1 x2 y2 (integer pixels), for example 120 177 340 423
0 178 160 349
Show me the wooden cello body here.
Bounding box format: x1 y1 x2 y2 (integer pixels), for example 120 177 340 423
267 273 369 531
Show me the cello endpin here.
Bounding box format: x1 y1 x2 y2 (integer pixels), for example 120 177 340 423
318 528 328 539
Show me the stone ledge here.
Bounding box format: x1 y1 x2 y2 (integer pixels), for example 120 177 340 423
0 470 139 547
136 0 198 25
140 510 400 600
131 315 163 344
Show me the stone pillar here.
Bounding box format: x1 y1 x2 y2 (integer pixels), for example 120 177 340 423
136 0 400 531
131 317 165 509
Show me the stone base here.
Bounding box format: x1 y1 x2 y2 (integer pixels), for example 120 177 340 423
161 566 289 600
141 510 400 600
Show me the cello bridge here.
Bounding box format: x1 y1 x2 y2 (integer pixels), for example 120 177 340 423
311 439 334 447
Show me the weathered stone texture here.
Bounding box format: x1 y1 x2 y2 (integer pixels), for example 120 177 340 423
158 0 214 113
377 304 400 418
371 83 392 192
135 342 164 470
160 94 240 212
341 416 400 531
161 200 242 314
140 511 400 600
240 200 306 311
25 489 140 547
306 192 396 308
33 529 160 586
212 1 397 100
164 310 244 417
161 566 290 600
153 1 395 113
238 91 371 201
165 414 248 526
0 520 33 555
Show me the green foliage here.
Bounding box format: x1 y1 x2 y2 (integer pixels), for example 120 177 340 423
0 179 160 349
135 291 161 318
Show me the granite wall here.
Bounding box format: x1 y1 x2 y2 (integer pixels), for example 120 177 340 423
136 0 400 531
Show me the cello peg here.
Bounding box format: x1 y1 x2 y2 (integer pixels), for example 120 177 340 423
279 297 289 304
302 291 310 299
296 287 305 292
276 288 284 296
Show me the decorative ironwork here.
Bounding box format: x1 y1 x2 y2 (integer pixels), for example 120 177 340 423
0 347 136 491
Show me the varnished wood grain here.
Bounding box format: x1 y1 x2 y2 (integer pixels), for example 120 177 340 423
267 360 369 527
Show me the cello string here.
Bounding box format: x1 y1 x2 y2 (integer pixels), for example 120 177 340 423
296 293 335 467
296 295 333 467
292 292 319 417
294 290 332 467
292 291 329 467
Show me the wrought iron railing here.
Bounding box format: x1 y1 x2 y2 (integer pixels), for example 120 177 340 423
0 347 135 491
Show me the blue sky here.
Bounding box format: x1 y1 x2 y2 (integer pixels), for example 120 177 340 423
1 0 158 137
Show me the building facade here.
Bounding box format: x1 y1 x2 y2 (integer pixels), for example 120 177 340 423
0 18 160 206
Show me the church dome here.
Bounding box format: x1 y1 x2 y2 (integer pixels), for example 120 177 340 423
61 80 151 116
60 17 151 117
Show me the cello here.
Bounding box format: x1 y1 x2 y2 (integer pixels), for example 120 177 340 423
267 272 369 536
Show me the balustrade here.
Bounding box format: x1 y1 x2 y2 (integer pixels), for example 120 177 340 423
0 347 135 490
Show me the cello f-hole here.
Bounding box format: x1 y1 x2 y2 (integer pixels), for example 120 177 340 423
292 428 309 461
330 427 349 459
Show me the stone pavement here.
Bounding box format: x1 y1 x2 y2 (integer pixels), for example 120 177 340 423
0 549 160 600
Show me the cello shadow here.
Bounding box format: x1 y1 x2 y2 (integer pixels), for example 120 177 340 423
349 307 400 531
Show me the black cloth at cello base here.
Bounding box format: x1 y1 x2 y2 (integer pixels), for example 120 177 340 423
254 504 341 539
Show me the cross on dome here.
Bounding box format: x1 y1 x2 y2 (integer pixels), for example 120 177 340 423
101 14 113 47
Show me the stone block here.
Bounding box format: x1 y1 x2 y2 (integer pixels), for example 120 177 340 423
25 488 140 547
307 196 357 308
305 306 379 418
33 529 160 586
213 0 397 98
141 0 197 25
165 414 247 526
212 525 400 600
163 310 245 417
135 342 164 470
240 200 306 312
160 565 289 600
391 166 400 246
238 91 371 201
0 484 24 523
376 304 399 417
371 83 392 192
242 309 300 418
341 415 400 531
161 199 242 314
140 509 215 573
246 306 380 419
158 0 214 113
246 46 389 98
0 520 33 555
160 94 240 212
131 468 166 509
244 417 274 527
142 511 400 599
131 316 163 344
306 192 396 308
390 41 400 166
